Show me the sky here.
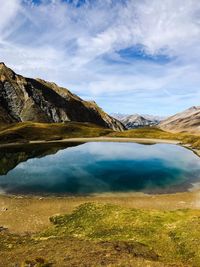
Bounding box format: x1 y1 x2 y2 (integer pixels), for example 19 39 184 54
0 0 200 116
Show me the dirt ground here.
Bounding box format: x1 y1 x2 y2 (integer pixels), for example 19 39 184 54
0 190 200 234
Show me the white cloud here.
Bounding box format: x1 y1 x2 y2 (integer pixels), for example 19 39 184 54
0 0 200 115
0 0 21 38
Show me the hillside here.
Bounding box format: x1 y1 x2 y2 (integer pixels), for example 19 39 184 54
0 121 112 144
159 106 200 134
0 63 124 131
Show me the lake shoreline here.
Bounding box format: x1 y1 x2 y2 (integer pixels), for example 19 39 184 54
0 137 200 234
0 136 181 147
0 136 199 156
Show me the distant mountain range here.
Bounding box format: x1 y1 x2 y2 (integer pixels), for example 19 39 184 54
113 106 200 134
159 106 200 134
112 113 165 129
0 63 124 131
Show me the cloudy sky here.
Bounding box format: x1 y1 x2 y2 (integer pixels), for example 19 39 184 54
0 0 200 115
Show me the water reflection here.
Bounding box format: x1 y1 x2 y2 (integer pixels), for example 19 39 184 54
0 142 83 175
0 142 200 195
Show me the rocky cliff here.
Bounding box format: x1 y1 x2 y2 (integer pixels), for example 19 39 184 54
159 106 200 134
0 63 124 131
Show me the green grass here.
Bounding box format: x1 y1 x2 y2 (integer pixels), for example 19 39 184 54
39 202 200 266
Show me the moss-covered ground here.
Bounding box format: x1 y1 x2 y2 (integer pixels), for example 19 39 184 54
0 202 200 266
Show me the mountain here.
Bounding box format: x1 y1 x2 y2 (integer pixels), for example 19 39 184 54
141 114 166 122
112 113 163 129
159 106 200 133
120 115 155 129
0 63 124 131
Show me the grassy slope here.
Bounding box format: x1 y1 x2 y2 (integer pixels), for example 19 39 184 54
0 121 112 143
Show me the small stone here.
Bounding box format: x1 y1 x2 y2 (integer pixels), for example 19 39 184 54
0 226 8 232
1 207 8 211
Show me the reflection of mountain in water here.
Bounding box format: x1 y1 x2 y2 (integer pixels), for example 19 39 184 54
0 142 82 175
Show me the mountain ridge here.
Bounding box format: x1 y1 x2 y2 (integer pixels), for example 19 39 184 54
0 63 125 131
159 106 200 133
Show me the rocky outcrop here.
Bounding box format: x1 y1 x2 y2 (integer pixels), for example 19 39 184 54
159 106 200 134
0 63 125 131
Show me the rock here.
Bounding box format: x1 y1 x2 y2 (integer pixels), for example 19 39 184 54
0 226 8 232
1 207 8 211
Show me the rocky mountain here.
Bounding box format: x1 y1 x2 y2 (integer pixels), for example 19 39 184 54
141 114 165 123
112 113 163 129
159 106 200 134
0 63 124 131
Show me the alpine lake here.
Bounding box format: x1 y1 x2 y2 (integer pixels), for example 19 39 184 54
0 141 200 196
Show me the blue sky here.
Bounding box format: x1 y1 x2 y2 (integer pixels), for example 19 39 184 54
0 0 200 116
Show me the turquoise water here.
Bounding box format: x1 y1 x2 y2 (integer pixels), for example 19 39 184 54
0 142 200 195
